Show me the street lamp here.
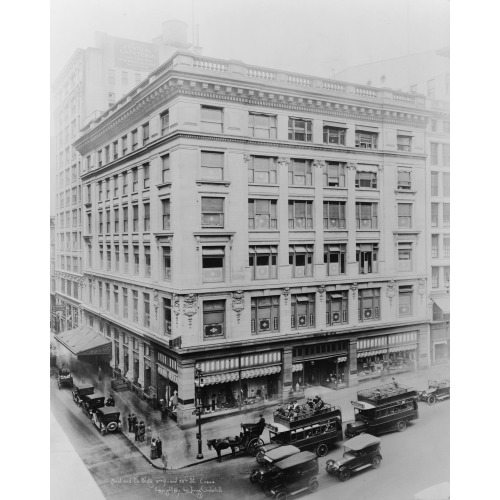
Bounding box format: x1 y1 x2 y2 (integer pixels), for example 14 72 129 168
194 364 205 459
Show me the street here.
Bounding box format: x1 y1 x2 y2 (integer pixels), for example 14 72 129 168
51 371 449 500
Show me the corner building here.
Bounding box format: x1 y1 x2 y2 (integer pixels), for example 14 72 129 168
75 52 431 427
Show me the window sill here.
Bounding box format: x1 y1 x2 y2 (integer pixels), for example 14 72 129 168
248 183 279 188
395 189 417 195
196 179 231 187
156 182 172 188
355 188 380 192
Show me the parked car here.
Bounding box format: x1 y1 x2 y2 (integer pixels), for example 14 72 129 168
250 445 301 485
81 393 105 418
326 434 382 481
72 383 94 406
92 407 122 435
262 451 320 499
56 368 73 389
418 379 450 405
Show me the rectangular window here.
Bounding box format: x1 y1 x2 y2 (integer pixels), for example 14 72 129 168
248 156 277 184
98 212 103 234
144 203 150 231
113 175 119 198
289 245 314 278
113 141 118 160
98 150 103 168
432 267 439 288
105 283 110 311
202 247 225 282
132 168 138 192
356 243 379 274
291 294 315 329
163 247 171 280
443 203 450 227
106 245 111 270
288 117 312 142
133 246 139 274
105 179 110 199
355 131 378 149
142 123 149 146
104 146 110 164
203 300 225 339
431 235 439 258
326 291 348 325
430 143 438 165
122 135 128 155
161 111 169 135
443 173 450 197
323 162 345 187
249 113 277 139
397 135 412 152
398 203 412 228
123 245 129 272
398 243 412 271
144 246 151 277
444 266 450 286
106 210 110 233
158 156 170 186
201 106 223 133
399 286 413 317
431 172 439 196
249 246 278 280
115 245 119 272
132 205 138 232
324 244 346 275
443 235 450 258
113 285 119 314
251 296 280 333
201 197 224 227
431 203 439 227
397 170 411 190
442 144 450 166
143 165 150 189
288 200 313 229
87 213 92 233
355 171 378 189
123 288 128 318
162 199 170 230
131 129 138 151
248 199 277 229
356 202 378 229
201 151 224 180
98 282 103 307
358 288 380 321
123 206 128 232
163 298 172 335
323 124 346 145
132 290 138 322
98 181 103 201
323 201 346 229
122 171 128 195
144 293 150 327
288 159 313 186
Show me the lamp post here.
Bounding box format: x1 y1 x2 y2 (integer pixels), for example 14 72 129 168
194 364 205 459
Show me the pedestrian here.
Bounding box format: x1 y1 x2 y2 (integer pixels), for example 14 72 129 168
127 413 133 432
392 377 399 389
134 422 139 441
295 382 300 392
131 413 137 430
105 395 115 407
156 437 162 457
150 438 157 460
169 391 178 409
139 421 146 442
98 366 103 381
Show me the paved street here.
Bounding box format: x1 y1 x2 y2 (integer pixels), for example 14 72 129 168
52 364 449 500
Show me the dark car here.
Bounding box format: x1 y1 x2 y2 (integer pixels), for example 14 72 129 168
250 445 301 485
81 393 105 418
326 434 382 481
56 368 73 389
418 379 450 405
72 383 95 406
92 407 122 435
263 451 320 499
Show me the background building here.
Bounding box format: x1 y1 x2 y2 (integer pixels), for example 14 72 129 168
73 52 432 427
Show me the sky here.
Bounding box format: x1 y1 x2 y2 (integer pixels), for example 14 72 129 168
51 0 450 83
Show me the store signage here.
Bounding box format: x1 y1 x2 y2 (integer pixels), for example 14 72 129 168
351 401 365 409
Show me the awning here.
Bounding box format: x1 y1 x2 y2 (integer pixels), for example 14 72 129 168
292 363 303 372
55 325 112 357
389 344 417 353
202 365 282 385
157 364 178 384
357 349 387 358
432 296 450 315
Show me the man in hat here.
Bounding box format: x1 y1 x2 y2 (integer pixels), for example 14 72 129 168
156 437 163 457
150 438 157 460
139 421 146 442
131 413 137 434
105 395 115 407
127 413 133 432
134 421 139 441
306 398 314 410
256 414 266 434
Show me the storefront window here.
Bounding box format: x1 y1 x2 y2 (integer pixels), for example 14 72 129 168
203 300 225 339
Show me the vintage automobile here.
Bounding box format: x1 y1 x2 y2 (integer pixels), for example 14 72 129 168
92 407 122 435
250 445 301 485
418 379 450 405
56 368 73 389
81 393 106 418
263 451 320 499
326 434 382 481
72 383 95 406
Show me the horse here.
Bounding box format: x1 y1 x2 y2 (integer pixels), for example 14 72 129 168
206 436 240 462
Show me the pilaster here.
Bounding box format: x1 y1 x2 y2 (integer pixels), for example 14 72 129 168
346 162 357 276
347 338 359 387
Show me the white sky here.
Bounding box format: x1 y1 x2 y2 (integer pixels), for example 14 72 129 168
51 0 450 82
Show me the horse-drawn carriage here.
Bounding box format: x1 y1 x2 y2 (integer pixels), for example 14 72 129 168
207 418 266 462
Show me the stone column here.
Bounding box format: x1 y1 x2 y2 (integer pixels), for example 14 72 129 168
176 359 196 429
125 335 134 382
281 346 293 399
346 162 357 276
117 330 125 374
346 338 359 387
150 346 158 389
278 157 290 280
316 286 327 330
313 160 326 279
138 341 145 387
348 283 359 328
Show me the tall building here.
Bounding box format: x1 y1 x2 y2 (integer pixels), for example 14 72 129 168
72 51 433 427
51 21 201 336
337 49 450 364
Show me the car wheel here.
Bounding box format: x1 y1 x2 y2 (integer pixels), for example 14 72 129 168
250 471 259 483
276 492 287 500
372 456 382 468
427 394 437 405
316 444 328 457
308 479 319 493
339 468 351 481
263 486 274 497
107 422 118 432
256 451 266 464
396 420 407 432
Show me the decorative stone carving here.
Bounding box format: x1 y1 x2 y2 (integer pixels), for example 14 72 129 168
243 154 251 163
153 290 159 319
377 164 384 172
346 162 357 171
282 287 290 305
312 160 326 169
386 280 396 305
278 157 290 167
232 290 245 323
350 282 358 299
183 294 198 327
173 294 180 326
418 278 426 296
317 284 326 301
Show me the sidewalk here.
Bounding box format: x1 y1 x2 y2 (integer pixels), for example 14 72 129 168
75 362 450 470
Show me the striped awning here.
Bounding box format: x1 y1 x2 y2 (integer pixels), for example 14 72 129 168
337 356 347 363
357 349 388 358
389 344 417 353
292 363 303 372
202 365 281 385
157 364 178 384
